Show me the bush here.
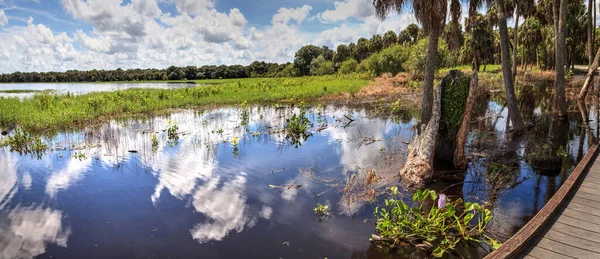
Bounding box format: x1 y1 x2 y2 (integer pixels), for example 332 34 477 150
376 44 409 75
406 37 451 76
339 58 359 74
309 56 335 76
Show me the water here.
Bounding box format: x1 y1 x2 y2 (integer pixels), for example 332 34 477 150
0 82 196 99
0 84 596 258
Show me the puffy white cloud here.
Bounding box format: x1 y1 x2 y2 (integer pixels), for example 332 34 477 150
0 9 7 26
272 5 312 25
318 0 375 23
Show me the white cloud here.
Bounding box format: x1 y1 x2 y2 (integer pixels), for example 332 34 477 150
272 5 312 25
318 0 375 23
0 9 7 26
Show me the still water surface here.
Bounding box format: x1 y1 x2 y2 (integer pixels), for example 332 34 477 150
0 85 596 258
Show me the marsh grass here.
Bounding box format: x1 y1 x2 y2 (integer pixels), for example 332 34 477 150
0 89 44 93
0 75 368 132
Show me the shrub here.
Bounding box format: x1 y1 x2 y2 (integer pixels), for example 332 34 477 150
375 44 410 75
339 58 359 74
406 37 451 76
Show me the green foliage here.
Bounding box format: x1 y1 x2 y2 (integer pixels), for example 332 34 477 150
294 45 323 76
373 189 500 257
0 76 368 132
151 132 159 151
338 59 359 74
167 120 178 140
0 128 48 159
285 107 313 148
72 151 87 161
440 71 471 127
406 37 451 76
314 203 332 222
310 56 335 76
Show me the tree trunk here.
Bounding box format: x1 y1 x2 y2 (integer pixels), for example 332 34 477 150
421 28 441 125
577 47 600 99
555 0 568 118
513 6 520 84
400 75 445 188
496 0 526 132
454 56 479 169
590 0 594 66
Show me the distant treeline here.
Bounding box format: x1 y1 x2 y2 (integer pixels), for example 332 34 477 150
0 62 291 83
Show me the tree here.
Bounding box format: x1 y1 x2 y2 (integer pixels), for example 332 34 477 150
494 0 526 131
383 30 399 48
369 34 384 53
555 0 568 118
321 46 334 61
372 0 460 125
293 45 322 76
333 44 351 64
589 0 594 65
519 18 543 69
511 0 535 83
355 38 371 62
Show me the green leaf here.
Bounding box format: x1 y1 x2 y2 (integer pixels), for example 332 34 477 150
432 247 445 258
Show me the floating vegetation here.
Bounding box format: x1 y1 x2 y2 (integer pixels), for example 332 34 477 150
151 132 159 151
372 188 500 257
313 203 332 222
72 151 87 161
285 108 313 148
239 101 250 126
167 120 178 140
0 129 48 159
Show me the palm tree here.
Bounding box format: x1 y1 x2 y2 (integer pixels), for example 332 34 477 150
489 0 526 131
372 0 461 125
555 0 568 118
511 0 535 83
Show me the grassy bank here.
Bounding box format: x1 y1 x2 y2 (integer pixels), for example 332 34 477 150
0 75 369 132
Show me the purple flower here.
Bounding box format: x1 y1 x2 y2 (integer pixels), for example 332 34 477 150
438 194 447 208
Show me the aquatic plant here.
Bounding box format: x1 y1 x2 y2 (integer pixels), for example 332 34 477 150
151 132 159 151
314 203 332 222
239 101 250 126
285 109 313 148
72 151 87 161
167 120 178 140
0 129 48 159
372 188 500 257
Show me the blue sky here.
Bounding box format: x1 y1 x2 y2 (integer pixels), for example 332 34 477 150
0 0 421 73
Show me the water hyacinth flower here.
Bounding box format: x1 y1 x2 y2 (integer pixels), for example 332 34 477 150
438 194 447 208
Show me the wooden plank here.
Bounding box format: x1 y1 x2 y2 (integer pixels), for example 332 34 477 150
525 246 575 259
580 180 600 190
583 173 600 182
574 190 600 203
571 196 600 210
583 176 600 185
551 220 600 240
562 208 600 224
484 144 599 259
577 185 600 197
544 229 600 253
536 238 600 259
556 214 600 233
566 201 600 217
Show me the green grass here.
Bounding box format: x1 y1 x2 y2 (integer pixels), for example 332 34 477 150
0 75 370 132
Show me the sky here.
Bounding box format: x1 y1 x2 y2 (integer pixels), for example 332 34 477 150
0 0 429 73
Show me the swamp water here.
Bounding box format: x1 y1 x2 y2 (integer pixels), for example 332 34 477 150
0 84 597 259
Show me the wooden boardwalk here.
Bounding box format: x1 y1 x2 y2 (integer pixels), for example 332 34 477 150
486 144 600 259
